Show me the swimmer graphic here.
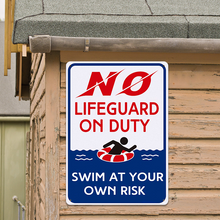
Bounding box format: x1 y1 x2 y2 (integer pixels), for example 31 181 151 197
103 137 137 155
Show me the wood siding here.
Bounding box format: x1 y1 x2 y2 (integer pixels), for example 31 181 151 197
58 52 220 219
44 52 60 220
29 51 220 219
28 52 60 220
28 53 46 220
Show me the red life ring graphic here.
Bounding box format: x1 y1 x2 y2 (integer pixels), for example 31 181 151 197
97 147 134 163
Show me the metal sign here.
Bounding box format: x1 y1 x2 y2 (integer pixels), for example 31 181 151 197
66 62 168 205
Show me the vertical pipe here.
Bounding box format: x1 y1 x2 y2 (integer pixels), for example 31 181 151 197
22 206 25 220
18 203 21 220
13 196 26 220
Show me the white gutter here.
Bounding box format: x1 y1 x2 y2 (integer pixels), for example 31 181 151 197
29 35 220 53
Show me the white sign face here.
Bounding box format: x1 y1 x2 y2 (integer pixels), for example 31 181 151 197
66 62 168 205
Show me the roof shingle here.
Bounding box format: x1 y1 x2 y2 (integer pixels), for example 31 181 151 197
13 0 220 44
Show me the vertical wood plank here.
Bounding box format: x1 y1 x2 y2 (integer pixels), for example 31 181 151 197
36 117 40 220
19 52 22 101
7 0 12 69
45 52 60 220
30 119 36 220
22 44 27 57
4 0 8 76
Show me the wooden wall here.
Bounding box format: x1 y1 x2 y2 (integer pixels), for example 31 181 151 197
27 52 60 220
59 52 220 219
27 52 46 220
28 51 220 219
